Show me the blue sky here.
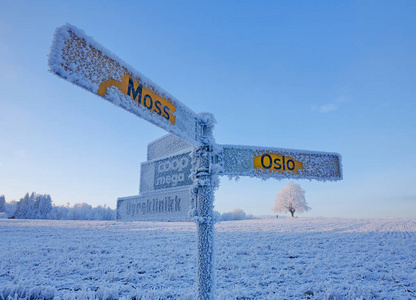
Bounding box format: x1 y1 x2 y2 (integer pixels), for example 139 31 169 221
1 1 415 218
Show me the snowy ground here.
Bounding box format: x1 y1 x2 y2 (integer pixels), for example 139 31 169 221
1 218 415 299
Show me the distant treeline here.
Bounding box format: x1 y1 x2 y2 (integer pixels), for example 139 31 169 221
0 193 115 220
1 194 254 222
215 208 255 221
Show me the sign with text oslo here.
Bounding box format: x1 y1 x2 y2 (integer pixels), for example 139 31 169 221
48 24 201 146
221 146 342 181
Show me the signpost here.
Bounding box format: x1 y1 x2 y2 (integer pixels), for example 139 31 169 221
49 24 343 300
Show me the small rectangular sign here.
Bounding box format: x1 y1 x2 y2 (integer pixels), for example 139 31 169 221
220 145 342 181
48 24 201 145
147 134 193 161
117 187 191 221
140 151 193 193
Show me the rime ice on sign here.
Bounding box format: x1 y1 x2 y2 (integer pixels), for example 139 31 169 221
117 187 191 221
140 134 193 194
140 151 193 193
118 134 194 221
147 134 193 161
220 145 342 181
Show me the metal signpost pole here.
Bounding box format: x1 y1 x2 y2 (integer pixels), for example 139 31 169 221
195 116 215 300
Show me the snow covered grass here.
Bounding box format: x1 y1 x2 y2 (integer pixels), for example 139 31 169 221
1 218 415 299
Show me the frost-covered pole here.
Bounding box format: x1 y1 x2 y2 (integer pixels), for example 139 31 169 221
193 113 216 300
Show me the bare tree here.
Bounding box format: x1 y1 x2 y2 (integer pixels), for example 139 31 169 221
273 182 310 217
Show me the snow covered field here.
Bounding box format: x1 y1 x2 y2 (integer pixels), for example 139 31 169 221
1 218 415 299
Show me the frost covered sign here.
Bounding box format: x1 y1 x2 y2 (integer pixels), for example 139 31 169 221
140 151 193 193
221 145 342 181
118 135 193 222
48 24 200 145
117 187 190 221
139 134 193 196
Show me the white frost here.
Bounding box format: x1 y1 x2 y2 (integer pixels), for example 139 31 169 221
1 218 415 299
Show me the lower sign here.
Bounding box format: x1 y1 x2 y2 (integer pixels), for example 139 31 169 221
221 145 342 181
117 187 191 221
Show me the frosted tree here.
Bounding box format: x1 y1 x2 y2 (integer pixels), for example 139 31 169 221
273 182 310 218
35 194 52 219
5 200 17 217
15 193 33 219
0 195 5 212
14 193 53 219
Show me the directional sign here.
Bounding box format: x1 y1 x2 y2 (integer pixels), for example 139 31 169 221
48 24 201 146
117 187 191 221
118 135 194 221
220 145 342 181
140 150 193 193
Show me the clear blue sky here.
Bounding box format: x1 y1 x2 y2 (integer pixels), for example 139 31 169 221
1 1 415 218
